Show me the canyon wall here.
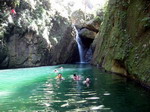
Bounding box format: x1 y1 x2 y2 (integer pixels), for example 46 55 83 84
92 0 150 86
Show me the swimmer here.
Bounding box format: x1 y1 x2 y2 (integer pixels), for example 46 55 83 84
83 78 90 87
83 78 90 84
54 69 59 73
59 67 63 69
56 73 64 80
73 74 80 81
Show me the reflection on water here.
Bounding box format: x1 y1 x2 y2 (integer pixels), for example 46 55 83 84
0 64 150 112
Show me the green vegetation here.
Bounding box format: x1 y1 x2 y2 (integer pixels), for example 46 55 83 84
92 0 150 86
0 0 20 8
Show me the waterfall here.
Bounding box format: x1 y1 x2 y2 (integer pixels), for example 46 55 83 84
74 26 85 63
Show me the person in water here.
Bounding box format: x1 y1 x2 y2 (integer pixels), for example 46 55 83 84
54 69 59 73
56 73 64 80
83 78 90 87
85 78 90 83
59 67 63 70
83 78 90 84
73 74 80 80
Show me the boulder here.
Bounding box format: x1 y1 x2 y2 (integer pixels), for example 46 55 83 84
79 28 97 39
76 16 102 33
77 17 102 40
82 17 102 32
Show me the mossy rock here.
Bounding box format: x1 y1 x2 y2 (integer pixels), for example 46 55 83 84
92 0 150 86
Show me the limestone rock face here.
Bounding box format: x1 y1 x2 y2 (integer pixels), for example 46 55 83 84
49 26 79 64
92 0 150 86
0 41 8 68
0 0 76 68
91 33 100 53
7 31 50 68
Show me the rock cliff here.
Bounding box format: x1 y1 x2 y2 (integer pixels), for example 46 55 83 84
0 0 76 68
92 0 150 86
49 27 79 64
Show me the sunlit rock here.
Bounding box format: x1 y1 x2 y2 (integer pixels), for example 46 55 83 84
79 28 97 39
71 9 85 26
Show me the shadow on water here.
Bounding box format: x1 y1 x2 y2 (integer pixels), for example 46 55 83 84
92 67 150 112
0 64 150 112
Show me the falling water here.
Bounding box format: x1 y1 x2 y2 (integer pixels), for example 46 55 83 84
74 26 85 63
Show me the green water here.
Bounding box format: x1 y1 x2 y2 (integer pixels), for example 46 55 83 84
0 64 150 112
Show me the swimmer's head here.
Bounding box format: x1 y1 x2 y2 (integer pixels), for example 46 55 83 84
73 74 76 77
86 78 90 82
57 73 62 78
58 73 62 76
